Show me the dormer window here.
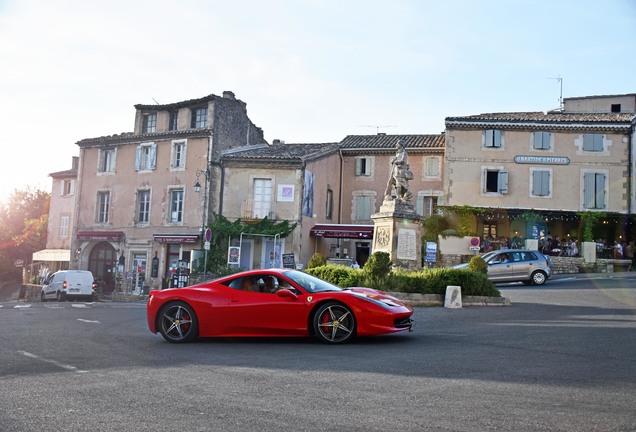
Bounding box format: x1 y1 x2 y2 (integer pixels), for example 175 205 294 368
142 113 157 133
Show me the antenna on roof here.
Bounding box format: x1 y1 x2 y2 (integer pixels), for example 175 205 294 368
547 76 563 110
152 98 161 105
358 125 397 134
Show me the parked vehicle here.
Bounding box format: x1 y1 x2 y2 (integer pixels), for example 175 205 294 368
453 249 553 285
147 268 415 344
41 270 96 302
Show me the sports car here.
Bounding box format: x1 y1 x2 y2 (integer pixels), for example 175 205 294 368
147 268 414 344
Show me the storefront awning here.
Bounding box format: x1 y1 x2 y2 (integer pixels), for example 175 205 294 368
32 249 71 262
77 230 124 241
310 224 374 239
153 234 200 244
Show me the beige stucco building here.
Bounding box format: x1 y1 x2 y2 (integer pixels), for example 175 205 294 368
444 93 636 247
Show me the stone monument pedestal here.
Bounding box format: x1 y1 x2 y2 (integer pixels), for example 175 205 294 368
371 197 423 271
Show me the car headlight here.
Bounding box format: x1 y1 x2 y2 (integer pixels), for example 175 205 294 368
351 292 395 308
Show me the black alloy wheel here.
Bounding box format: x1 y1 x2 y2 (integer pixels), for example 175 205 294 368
158 301 199 343
313 302 356 344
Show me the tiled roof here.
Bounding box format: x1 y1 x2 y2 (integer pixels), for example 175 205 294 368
76 129 211 147
134 94 220 110
339 134 445 151
49 168 77 178
221 142 341 163
445 111 635 131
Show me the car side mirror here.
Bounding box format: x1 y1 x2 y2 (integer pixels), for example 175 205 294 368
276 289 297 300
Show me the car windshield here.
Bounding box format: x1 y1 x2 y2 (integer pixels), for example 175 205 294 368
283 270 343 293
480 251 498 261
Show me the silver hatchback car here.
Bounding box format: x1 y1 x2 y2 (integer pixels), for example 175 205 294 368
453 249 553 285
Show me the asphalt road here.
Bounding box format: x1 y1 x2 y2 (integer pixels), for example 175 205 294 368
0 275 635 432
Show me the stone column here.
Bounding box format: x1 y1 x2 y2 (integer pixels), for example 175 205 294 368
371 199 423 271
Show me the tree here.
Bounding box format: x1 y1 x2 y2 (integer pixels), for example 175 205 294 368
0 187 50 280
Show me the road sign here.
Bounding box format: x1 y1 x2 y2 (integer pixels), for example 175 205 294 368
204 241 210 250
205 228 212 242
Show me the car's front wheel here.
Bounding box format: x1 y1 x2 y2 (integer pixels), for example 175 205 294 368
313 302 356 344
157 301 198 343
531 271 547 285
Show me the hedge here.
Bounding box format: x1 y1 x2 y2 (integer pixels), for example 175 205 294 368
305 265 500 298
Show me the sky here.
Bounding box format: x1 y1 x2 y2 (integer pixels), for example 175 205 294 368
1 0 635 203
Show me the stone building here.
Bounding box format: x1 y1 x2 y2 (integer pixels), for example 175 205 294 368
73 91 265 291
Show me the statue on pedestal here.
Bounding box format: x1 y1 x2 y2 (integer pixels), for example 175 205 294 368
384 139 413 203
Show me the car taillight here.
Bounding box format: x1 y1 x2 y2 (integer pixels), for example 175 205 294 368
63 280 67 290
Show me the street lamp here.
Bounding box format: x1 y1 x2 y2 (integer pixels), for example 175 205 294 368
194 168 210 279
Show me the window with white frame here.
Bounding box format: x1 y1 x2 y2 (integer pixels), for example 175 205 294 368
59 215 69 238
61 179 74 196
99 148 116 173
483 168 508 194
532 132 552 150
253 179 272 218
142 113 157 133
582 134 604 152
169 189 184 223
531 169 551 197
96 191 110 223
353 194 374 221
135 143 157 171
424 156 440 177
355 157 373 176
137 190 151 224
191 107 208 128
483 129 502 148
416 195 438 217
583 172 606 209
171 140 186 170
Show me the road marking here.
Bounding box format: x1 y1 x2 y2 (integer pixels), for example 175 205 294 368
71 304 90 308
13 304 32 309
18 350 88 373
77 318 100 324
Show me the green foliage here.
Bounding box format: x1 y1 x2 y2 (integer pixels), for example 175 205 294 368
576 211 606 242
438 205 477 236
0 187 50 280
305 264 500 298
468 255 487 273
421 214 450 243
307 252 326 269
202 213 298 275
363 251 392 281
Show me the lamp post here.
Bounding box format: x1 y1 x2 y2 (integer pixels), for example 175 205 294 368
194 168 210 279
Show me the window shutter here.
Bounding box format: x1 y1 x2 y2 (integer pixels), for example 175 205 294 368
498 170 508 194
532 171 541 195
493 130 502 148
485 130 492 147
583 173 594 208
135 146 141 171
593 134 603 151
416 195 424 215
149 144 157 170
595 173 605 208
355 158 361 176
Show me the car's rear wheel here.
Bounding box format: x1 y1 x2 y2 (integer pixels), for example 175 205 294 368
41 292 46 302
531 271 547 285
157 301 198 343
313 302 356 344
56 291 64 302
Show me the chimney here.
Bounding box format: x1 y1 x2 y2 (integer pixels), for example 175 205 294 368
222 91 236 100
272 139 285 145
72 156 79 170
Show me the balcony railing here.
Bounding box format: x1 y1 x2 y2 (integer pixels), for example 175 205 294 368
241 199 276 220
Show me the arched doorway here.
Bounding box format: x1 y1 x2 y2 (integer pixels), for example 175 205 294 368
88 242 117 293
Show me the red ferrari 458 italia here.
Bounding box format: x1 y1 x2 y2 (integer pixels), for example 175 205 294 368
147 268 414 344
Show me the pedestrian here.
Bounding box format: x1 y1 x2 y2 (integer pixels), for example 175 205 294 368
626 241 635 271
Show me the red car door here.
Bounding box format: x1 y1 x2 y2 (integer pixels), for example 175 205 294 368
224 288 308 336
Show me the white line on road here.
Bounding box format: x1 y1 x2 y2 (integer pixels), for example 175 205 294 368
13 304 32 309
18 350 88 373
77 318 101 324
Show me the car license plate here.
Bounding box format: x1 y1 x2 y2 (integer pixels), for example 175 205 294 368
69 289 79 293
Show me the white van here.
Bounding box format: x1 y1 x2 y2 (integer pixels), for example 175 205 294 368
41 270 96 302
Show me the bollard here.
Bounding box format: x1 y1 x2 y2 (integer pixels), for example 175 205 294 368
444 285 462 309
